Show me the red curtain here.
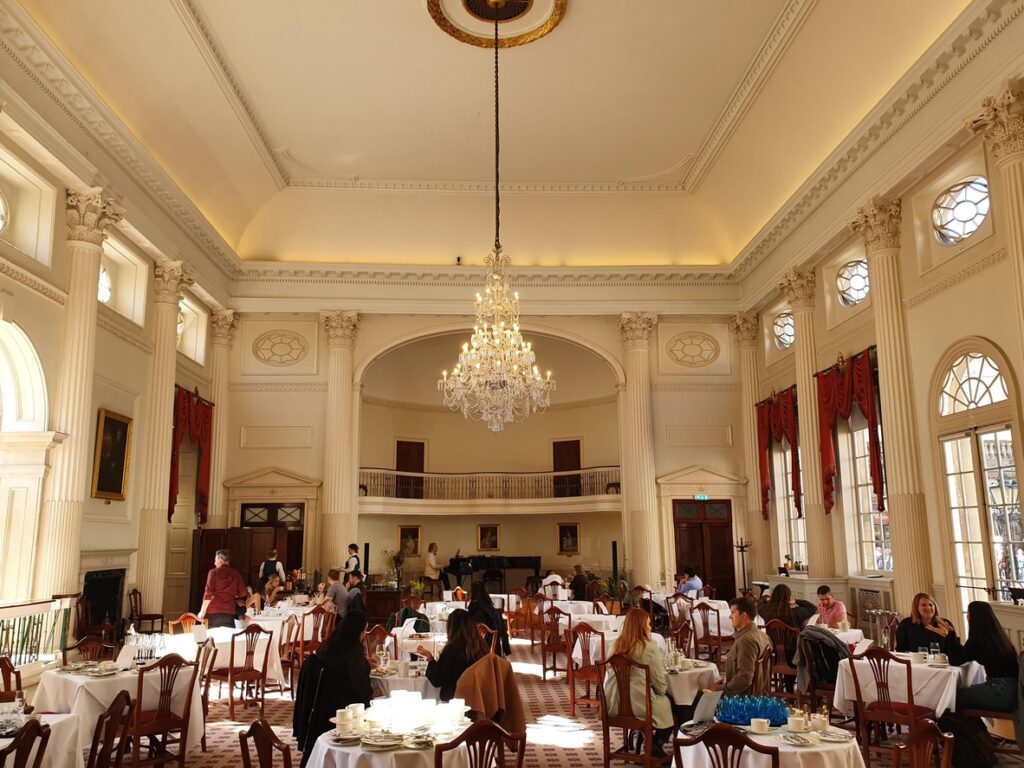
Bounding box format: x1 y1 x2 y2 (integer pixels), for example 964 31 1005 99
754 385 801 520
816 348 884 515
168 385 215 523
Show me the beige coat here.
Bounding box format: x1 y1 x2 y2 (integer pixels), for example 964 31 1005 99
602 641 673 729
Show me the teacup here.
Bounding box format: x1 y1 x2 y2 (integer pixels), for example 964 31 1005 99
810 714 827 731
933 653 949 665
839 620 850 632
679 658 693 670
749 718 770 734
910 652 927 664
786 716 808 733
347 703 366 716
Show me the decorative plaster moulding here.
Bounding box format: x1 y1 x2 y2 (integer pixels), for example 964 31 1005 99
903 245 1009 308
228 382 328 392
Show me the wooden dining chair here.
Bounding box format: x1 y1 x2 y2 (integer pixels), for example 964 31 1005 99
126 653 199 768
63 635 116 665
596 653 657 768
594 593 623 617
0 657 31 715
270 616 300 699
541 605 572 680
567 622 605 717
891 719 953 768
361 624 392 666
0 719 51 768
476 623 499 654
297 605 330 664
763 619 802 707
210 625 273 720
239 718 293 768
127 589 165 634
631 586 654 623
75 596 117 645
195 639 218 752
85 688 134 768
672 723 780 768
433 718 525 768
702 585 717 600
400 595 423 611
692 602 734 667
885 615 900 651
167 613 207 635
453 587 467 602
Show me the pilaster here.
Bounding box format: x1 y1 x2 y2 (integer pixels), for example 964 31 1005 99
779 267 835 578
206 310 237 529
34 189 123 599
850 199 932 611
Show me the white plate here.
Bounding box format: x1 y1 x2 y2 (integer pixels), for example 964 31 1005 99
777 733 819 747
818 729 854 743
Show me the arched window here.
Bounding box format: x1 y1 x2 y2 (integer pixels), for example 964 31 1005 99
936 346 1018 611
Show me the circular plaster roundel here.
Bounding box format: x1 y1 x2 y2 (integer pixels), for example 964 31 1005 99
667 332 720 368
427 0 566 48
252 330 309 367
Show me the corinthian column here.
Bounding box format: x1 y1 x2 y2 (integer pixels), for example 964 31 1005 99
206 310 237 529
850 200 932 610
320 311 359 569
618 313 662 587
730 313 775 581
35 189 123 599
135 262 194 614
968 86 1024 355
779 268 835 578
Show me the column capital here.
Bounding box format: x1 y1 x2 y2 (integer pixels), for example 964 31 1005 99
729 312 759 347
619 313 657 349
849 199 902 255
66 188 124 246
153 261 195 305
210 309 238 347
779 266 816 310
966 85 1024 162
321 310 359 349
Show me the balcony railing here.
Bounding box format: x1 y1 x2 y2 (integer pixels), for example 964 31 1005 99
0 595 76 667
359 466 620 501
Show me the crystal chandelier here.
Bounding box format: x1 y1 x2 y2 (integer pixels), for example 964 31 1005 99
438 7 555 432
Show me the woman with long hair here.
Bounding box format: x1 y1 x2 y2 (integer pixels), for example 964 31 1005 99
467 581 510 656
603 608 674 758
417 608 488 701
759 584 815 628
895 592 960 654
293 611 372 767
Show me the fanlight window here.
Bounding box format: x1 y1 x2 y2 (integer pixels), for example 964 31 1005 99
773 312 795 350
932 177 990 245
97 264 112 304
0 187 9 234
836 259 869 307
940 353 1009 416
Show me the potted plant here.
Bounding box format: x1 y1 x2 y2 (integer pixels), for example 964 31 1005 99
407 578 425 598
784 554 793 571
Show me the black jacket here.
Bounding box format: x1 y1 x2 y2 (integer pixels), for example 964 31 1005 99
894 617 960 655
293 648 372 765
426 645 485 701
468 599 511 656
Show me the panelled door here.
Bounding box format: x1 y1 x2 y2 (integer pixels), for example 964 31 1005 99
553 439 582 497
672 500 736 599
396 440 425 499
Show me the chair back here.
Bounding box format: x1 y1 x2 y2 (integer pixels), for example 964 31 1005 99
764 619 800 675
239 717 293 768
362 624 391 666
753 644 772 696
133 653 199 724
672 723 780 768
453 587 467 601
597 653 651 728
0 657 20 695
543 581 561 599
401 595 422 611
665 594 687 629
234 625 272 675
476 624 498 654
586 579 601 601
85 689 133 768
593 593 621 616
432 718 525 768
703 585 717 600
197 638 218 709
693 602 723 641
850 646 913 710
631 586 654 617
885 615 900 651
127 589 143 620
893 719 953 768
168 613 206 635
568 622 604 674
542 606 571 651
512 587 528 599
278 616 299 662
672 619 693 659
0 719 51 768
63 635 115 665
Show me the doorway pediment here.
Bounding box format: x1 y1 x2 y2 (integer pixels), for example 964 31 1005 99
656 465 746 487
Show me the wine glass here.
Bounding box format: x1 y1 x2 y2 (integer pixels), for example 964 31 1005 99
375 643 388 671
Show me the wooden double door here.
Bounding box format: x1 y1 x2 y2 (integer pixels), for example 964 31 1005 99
672 500 736 600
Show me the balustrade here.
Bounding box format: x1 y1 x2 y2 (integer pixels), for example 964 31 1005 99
0 595 75 667
358 466 620 501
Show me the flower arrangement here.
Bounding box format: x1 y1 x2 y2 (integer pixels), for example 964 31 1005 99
407 579 425 597
715 696 789 727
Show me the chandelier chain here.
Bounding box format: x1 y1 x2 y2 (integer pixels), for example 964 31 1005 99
493 17 501 253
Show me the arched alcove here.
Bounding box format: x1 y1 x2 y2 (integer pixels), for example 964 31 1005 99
0 319 48 432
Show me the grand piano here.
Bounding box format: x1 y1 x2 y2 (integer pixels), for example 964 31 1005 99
446 555 541 590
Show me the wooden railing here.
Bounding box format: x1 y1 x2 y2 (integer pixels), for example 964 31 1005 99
0 595 75 666
358 466 620 501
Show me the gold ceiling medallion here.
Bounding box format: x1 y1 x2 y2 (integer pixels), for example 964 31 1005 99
427 0 566 49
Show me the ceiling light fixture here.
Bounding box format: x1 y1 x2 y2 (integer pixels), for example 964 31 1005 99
438 2 555 432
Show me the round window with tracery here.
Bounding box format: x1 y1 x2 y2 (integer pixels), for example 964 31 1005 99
773 312 795 350
932 177 990 245
836 259 869 307
667 332 720 367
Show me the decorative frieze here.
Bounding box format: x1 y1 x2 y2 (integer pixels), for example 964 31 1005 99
849 199 902 255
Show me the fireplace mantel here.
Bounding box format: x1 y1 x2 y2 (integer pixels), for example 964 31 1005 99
79 549 136 584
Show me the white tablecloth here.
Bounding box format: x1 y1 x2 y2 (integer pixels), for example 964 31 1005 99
305 731 469 768
833 657 986 716
542 600 594 616
33 667 204 754
423 602 466 618
0 714 82 768
666 666 720 705
441 593 520 612
391 632 448 661
163 626 285 683
248 614 315 642
558 614 623 633
676 729 865 768
370 674 440 701
571 632 667 665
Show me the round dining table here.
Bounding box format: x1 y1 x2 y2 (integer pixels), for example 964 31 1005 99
0 714 83 768
675 727 865 768
370 671 441 700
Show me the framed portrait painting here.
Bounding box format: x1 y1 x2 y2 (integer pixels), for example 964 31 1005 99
477 524 499 552
91 409 133 501
557 522 581 556
398 525 422 557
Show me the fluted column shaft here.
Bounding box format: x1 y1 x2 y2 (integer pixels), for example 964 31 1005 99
619 314 662 587
731 313 774 580
780 268 835 578
135 262 194 614
35 190 123 599
320 311 359 569
851 201 932 611
206 311 237 529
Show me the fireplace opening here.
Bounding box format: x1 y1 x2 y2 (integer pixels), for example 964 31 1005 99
82 569 126 631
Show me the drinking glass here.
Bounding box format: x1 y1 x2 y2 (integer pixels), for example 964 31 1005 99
375 644 387 671
929 642 940 660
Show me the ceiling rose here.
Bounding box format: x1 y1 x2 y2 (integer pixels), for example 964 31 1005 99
427 0 567 48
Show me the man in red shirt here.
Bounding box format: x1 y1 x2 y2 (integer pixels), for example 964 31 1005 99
197 549 248 628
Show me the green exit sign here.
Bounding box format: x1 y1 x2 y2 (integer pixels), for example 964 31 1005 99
694 493 710 501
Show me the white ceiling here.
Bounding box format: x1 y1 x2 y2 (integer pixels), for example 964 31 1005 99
21 0 973 268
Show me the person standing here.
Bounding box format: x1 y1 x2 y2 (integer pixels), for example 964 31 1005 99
260 548 287 583
325 569 350 616
197 549 248 628
346 570 366 614
342 543 361 576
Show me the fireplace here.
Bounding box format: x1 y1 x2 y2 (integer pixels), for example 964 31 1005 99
82 569 126 628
